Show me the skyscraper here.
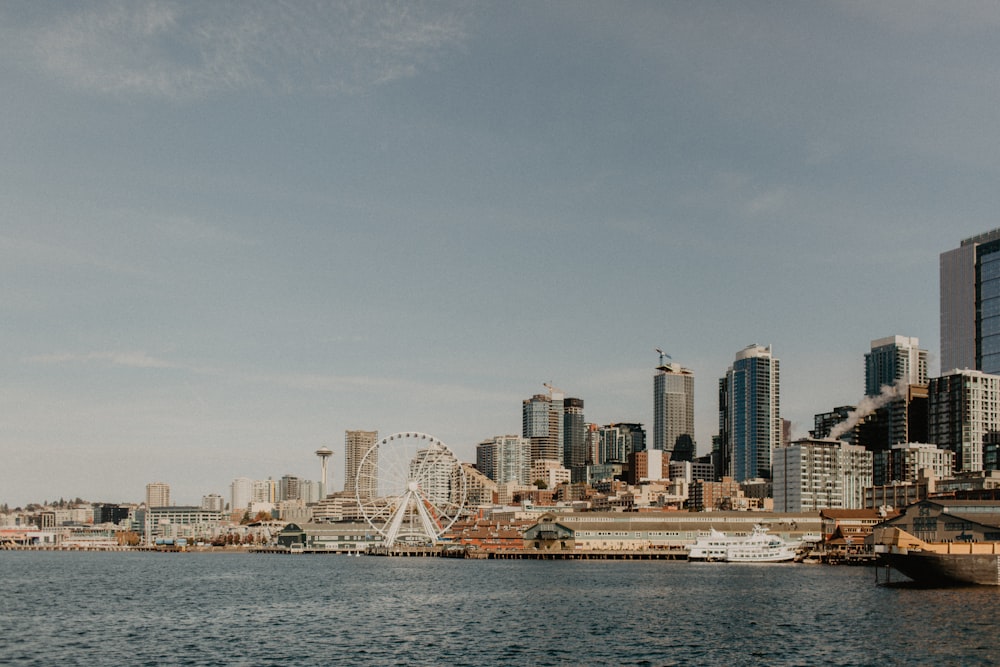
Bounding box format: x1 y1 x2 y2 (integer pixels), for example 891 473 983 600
251 478 275 504
476 435 531 486
345 430 378 499
865 335 928 396
597 423 646 464
718 344 781 482
522 386 565 465
772 439 871 512
278 474 301 501
928 369 1000 472
653 358 695 460
857 335 930 452
145 482 170 508
230 477 253 512
940 228 1000 374
562 397 586 473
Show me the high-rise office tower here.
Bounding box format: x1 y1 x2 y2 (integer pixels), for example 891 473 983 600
345 430 378 499
653 356 695 461
941 228 1000 374
865 335 928 396
523 386 564 465
597 423 646 464
145 482 170 508
278 474 301 502
718 344 781 481
562 397 586 473
928 369 1000 472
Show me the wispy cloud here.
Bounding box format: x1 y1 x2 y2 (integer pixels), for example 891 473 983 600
745 187 789 216
144 213 259 247
25 351 177 369
0 234 141 275
4 1 471 100
840 0 1000 34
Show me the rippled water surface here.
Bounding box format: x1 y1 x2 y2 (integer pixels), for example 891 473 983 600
2 551 999 665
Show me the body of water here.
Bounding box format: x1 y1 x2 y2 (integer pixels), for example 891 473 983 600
1 551 998 666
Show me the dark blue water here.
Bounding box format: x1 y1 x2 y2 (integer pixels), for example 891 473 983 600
1 552 998 666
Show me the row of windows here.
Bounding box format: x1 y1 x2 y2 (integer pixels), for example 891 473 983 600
576 530 685 538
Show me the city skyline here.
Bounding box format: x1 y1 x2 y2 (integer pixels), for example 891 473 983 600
5 3 1000 505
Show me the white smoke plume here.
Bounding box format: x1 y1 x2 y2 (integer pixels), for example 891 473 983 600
828 379 909 441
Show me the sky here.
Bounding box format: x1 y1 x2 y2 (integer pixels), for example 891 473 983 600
4 1 1000 507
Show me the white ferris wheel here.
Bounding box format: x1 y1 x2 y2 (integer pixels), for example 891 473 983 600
355 432 467 548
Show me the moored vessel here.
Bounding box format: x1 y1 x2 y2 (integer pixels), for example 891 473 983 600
688 525 797 562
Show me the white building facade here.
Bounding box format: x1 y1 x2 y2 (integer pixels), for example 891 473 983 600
772 439 872 512
476 435 531 486
653 361 695 460
928 369 1000 472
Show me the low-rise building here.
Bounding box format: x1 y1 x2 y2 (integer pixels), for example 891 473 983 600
144 506 226 541
523 511 822 551
531 459 570 489
444 518 533 552
275 521 383 552
873 499 1000 543
688 476 743 511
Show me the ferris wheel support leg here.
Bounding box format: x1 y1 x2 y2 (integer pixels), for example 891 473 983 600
413 493 441 544
383 491 412 548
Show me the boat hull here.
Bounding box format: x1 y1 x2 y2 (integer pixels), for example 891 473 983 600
884 551 1000 586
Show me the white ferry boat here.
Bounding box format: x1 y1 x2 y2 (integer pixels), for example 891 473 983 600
687 525 797 562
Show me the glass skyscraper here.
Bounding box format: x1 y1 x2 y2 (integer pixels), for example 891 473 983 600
562 397 586 473
941 228 1000 374
718 344 780 482
522 386 566 465
653 360 695 460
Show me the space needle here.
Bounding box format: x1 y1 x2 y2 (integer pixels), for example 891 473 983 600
315 446 333 498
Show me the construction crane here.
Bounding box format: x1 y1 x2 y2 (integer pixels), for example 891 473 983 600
543 382 565 397
655 348 672 366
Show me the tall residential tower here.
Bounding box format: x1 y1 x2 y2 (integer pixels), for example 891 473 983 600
344 430 378 499
522 384 572 466
145 482 170 508
928 369 1000 472
865 335 928 396
718 344 781 482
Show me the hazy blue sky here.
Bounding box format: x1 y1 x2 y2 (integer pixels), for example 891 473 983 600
4 1 1000 506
